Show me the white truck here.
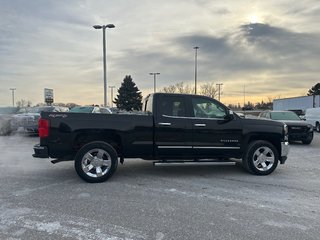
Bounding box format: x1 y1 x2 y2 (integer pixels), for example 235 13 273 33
305 107 320 132
273 95 320 115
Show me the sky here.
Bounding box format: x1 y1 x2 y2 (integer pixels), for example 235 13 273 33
1 0 320 107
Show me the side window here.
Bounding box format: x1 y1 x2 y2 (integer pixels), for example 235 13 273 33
158 96 186 117
266 112 271 119
145 95 153 113
192 97 226 119
92 107 100 113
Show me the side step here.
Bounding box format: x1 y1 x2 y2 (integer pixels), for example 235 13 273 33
153 160 236 167
51 159 70 164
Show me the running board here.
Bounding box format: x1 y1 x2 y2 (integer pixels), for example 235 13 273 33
153 160 236 167
51 159 68 164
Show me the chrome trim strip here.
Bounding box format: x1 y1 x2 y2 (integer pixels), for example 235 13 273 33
158 146 240 150
162 114 224 121
158 146 193 149
158 122 171 126
194 146 240 149
194 123 206 127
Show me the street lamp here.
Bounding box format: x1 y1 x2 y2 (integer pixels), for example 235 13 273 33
9 88 16 107
216 83 223 101
193 46 199 94
149 73 160 93
93 24 115 107
109 85 115 108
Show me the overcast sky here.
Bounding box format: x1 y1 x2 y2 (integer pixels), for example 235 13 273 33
1 0 320 106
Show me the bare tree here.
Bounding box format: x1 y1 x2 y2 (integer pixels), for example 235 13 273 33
162 85 177 93
175 82 185 93
200 83 218 99
16 99 32 108
160 82 194 94
183 85 195 94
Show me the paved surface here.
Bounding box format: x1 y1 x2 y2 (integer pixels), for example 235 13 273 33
0 134 320 240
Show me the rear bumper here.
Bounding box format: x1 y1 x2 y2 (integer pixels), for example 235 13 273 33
280 141 289 164
33 144 49 158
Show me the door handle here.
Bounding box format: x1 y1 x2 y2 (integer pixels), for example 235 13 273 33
194 123 206 127
158 122 171 126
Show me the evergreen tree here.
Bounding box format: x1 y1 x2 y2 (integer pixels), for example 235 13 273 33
114 75 143 111
307 83 320 96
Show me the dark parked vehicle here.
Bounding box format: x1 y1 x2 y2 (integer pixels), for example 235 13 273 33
0 107 19 135
69 106 112 114
259 110 313 144
11 106 68 134
33 93 289 183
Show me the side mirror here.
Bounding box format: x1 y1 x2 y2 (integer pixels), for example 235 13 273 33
224 110 234 120
299 115 306 121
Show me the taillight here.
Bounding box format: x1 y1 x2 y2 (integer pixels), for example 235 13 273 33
38 118 50 137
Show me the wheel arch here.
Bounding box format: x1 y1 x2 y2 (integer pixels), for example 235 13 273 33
72 129 123 156
243 133 282 159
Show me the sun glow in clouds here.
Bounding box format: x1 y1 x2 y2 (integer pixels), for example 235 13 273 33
249 14 260 24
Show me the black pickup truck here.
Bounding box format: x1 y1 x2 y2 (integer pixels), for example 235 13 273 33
33 93 289 182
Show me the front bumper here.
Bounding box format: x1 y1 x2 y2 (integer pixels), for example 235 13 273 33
280 141 290 164
289 132 313 141
33 144 49 158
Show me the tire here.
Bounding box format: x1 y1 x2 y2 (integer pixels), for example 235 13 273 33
75 141 118 183
243 140 279 175
316 123 320 133
302 132 313 145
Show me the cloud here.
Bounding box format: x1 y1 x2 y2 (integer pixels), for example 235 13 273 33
0 0 320 106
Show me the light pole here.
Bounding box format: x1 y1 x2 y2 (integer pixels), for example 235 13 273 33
9 88 16 107
109 85 115 107
93 24 115 107
216 83 223 101
193 46 199 94
149 73 160 93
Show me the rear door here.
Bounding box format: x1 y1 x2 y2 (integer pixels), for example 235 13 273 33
154 95 193 158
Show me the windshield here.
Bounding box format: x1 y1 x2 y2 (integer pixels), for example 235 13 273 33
69 106 94 113
270 111 301 121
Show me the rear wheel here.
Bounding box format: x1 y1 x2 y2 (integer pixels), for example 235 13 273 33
243 140 279 175
316 122 320 133
75 141 118 183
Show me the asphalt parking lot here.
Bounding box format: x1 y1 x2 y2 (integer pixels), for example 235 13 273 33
0 134 320 240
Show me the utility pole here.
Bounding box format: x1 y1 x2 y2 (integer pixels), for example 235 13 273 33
193 46 199 94
149 73 160 93
109 86 115 107
216 83 223 101
244 85 246 108
9 88 16 107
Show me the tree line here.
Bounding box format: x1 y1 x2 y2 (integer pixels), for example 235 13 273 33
16 80 320 112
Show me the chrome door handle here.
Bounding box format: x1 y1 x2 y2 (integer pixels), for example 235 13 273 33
158 122 171 126
194 123 206 127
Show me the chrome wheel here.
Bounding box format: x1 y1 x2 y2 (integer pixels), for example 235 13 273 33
81 148 112 178
252 146 275 172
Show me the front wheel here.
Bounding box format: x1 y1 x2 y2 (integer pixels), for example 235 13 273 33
316 123 320 133
242 140 279 175
75 141 118 183
302 132 313 145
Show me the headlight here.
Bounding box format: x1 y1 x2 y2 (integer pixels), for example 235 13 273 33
307 124 313 131
283 124 288 136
